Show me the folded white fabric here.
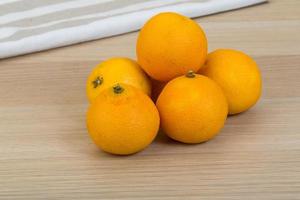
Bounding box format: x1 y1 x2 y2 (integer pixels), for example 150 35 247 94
0 0 266 59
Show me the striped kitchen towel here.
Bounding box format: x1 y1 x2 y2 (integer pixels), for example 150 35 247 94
0 0 267 59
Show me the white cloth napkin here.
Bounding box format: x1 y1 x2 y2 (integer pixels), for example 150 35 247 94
0 0 266 59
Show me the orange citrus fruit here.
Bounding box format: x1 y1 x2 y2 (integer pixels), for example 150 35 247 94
86 57 151 103
86 83 160 155
156 71 228 143
136 12 207 82
199 49 262 115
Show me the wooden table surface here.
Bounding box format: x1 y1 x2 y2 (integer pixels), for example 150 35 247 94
1 0 300 199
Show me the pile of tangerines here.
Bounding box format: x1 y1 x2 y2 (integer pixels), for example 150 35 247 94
86 12 262 155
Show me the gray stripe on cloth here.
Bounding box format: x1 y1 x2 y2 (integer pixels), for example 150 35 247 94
0 0 74 16
0 0 203 42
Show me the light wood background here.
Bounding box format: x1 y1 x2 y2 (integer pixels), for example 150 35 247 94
0 0 300 199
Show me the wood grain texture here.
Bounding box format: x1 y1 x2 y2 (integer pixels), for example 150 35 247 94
0 0 300 199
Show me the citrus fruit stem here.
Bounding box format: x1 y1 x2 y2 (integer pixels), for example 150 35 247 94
186 70 195 78
113 84 124 94
92 76 103 88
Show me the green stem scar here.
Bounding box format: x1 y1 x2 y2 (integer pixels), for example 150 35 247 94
92 76 103 88
113 84 124 94
186 70 195 78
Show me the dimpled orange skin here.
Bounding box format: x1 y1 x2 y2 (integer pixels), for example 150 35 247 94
86 57 151 103
86 84 160 155
199 49 262 115
136 12 207 82
156 74 228 144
